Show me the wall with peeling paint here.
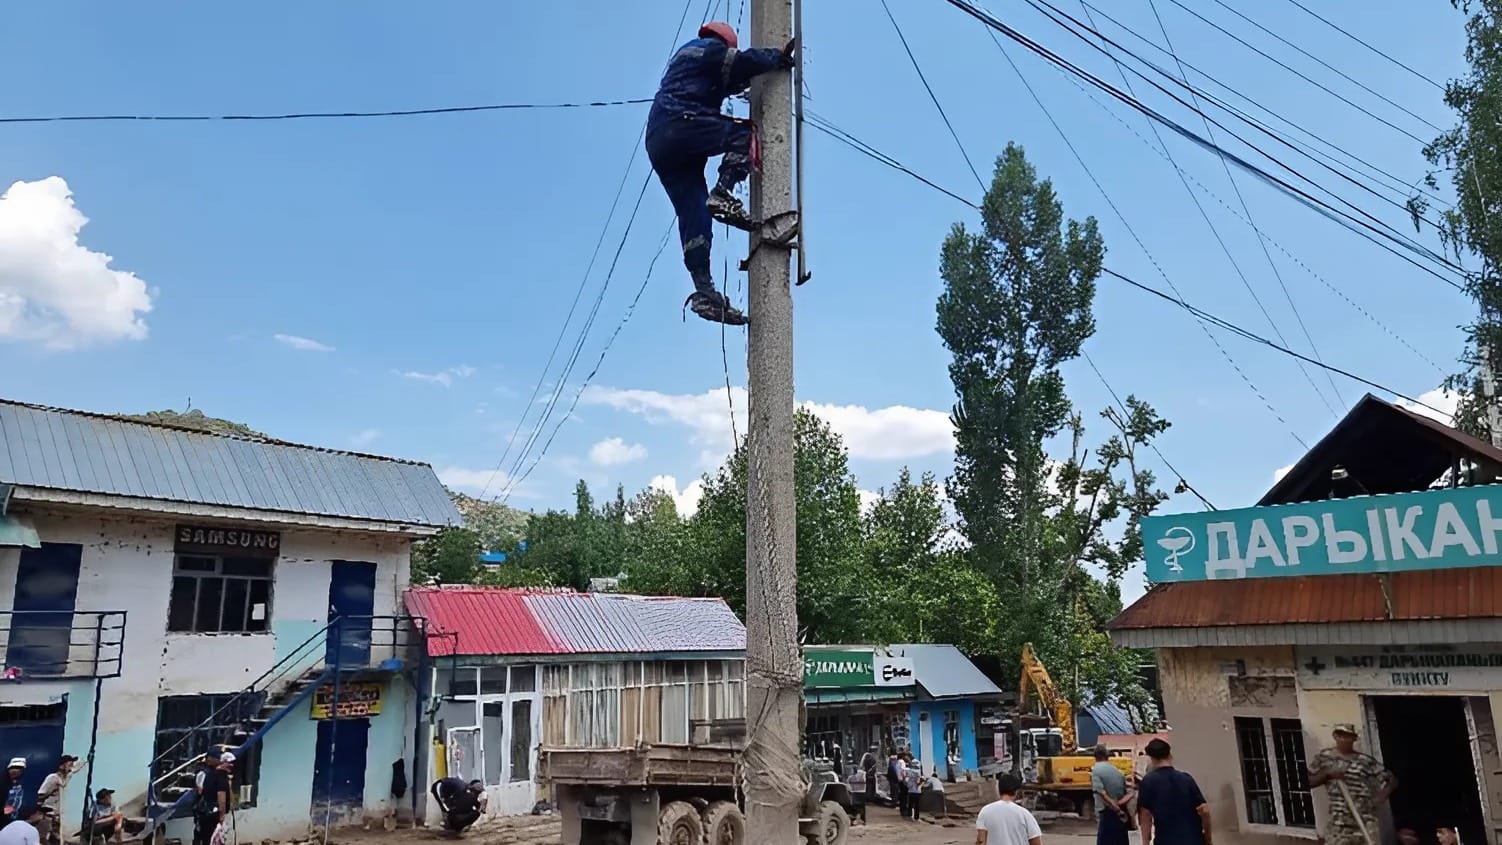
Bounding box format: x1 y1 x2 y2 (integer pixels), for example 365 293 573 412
0 506 415 840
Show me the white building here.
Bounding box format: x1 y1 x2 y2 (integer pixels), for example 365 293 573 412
0 399 457 840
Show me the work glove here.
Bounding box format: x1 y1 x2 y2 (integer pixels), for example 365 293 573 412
780 37 798 69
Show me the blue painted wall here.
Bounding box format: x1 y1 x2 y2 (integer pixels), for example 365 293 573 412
908 700 978 777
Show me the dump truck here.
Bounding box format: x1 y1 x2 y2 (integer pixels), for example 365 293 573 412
541 721 855 845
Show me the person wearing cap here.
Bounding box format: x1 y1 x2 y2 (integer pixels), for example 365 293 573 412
2 759 27 826
88 789 126 845
1309 724 1395 845
192 752 235 845
36 756 78 845
0 806 42 845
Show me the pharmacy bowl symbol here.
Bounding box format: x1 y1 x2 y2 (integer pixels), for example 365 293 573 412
1157 527 1195 572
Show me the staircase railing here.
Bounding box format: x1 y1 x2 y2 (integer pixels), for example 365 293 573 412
143 614 426 828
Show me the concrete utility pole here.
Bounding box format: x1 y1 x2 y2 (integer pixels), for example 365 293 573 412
744 0 803 841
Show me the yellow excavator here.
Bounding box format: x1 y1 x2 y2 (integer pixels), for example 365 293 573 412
1016 643 1134 816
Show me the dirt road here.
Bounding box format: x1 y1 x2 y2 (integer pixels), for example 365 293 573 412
333 804 1120 845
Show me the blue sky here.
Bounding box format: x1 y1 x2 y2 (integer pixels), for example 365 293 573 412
0 1 1472 600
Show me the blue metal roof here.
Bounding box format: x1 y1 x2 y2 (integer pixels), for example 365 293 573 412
1080 698 1136 736
0 399 459 528
890 644 1004 699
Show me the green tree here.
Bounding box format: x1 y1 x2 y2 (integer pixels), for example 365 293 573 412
936 142 1167 708
623 410 878 643
504 480 625 590
1412 0 1502 436
411 526 482 585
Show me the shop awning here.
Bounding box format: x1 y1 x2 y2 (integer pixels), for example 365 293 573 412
0 514 39 549
805 687 913 705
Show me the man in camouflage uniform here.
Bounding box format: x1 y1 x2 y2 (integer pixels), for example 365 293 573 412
1308 724 1397 845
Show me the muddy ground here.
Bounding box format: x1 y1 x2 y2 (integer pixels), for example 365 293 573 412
330 804 1124 845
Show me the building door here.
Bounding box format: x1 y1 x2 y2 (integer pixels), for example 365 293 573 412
311 717 371 813
481 666 540 816
326 561 376 667
1372 696 1487 845
0 702 66 801
915 710 934 778
9 543 81 676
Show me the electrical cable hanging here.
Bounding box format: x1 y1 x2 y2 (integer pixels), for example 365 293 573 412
1143 0 1345 412
974 25 1311 447
793 0 811 285
0 98 652 124
1281 0 1446 91
936 0 1466 287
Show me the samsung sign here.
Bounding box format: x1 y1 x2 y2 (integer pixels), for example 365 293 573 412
1143 484 1502 583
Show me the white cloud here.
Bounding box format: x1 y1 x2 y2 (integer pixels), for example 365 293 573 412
581 385 953 469
273 333 334 353
1274 463 1295 483
349 428 381 448
1397 387 1460 425
649 474 706 517
590 437 647 466
800 401 954 460
436 466 534 499
0 176 152 349
398 365 477 388
858 488 881 515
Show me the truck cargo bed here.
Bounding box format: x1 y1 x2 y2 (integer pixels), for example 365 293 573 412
539 744 741 788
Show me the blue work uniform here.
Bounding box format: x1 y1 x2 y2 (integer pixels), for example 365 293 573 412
646 36 785 289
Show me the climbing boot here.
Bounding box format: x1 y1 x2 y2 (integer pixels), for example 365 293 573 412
685 290 749 326
708 188 755 232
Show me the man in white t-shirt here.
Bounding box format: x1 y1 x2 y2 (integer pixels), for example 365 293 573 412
977 774 1043 845
0 806 44 845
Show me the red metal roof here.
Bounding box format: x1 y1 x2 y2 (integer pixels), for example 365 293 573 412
403 586 746 657
1109 567 1502 631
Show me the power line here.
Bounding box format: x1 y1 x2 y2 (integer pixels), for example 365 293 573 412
1077 0 1451 212
1050 58 1446 374
1081 351 1217 510
972 23 1311 446
1105 267 1453 417
880 0 986 189
478 0 702 501
1282 0 1446 91
939 0 1465 287
0 98 652 125
1143 0 1345 412
1200 0 1441 132
1161 0 1435 142
1017 0 1456 265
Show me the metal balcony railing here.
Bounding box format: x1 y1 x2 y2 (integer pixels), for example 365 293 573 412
0 610 127 680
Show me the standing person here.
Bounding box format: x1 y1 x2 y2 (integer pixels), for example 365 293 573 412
1091 745 1132 845
645 22 796 326
894 754 911 820
36 756 77 845
0 807 41 845
976 773 1043 845
905 757 924 821
1309 725 1395 845
862 747 879 812
193 753 233 845
1137 739 1211 845
2 759 27 826
886 754 901 810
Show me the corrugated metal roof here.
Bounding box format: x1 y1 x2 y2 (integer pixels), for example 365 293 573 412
0 399 458 527
1080 699 1136 736
1109 568 1502 632
403 586 746 657
890 643 1003 699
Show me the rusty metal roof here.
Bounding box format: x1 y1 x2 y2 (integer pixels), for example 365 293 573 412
1260 394 1502 506
0 398 458 527
1109 567 1502 631
404 586 746 657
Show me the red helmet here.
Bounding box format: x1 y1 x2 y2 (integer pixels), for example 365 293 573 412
699 21 738 49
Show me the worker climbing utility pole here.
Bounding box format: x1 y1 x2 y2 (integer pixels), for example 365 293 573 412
743 0 803 841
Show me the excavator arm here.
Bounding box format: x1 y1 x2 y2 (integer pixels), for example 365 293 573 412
1019 643 1076 753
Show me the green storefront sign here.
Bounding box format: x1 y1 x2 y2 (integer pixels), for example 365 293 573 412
804 650 876 688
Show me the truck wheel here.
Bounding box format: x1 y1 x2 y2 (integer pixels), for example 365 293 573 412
816 800 850 845
702 801 745 845
658 801 704 845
